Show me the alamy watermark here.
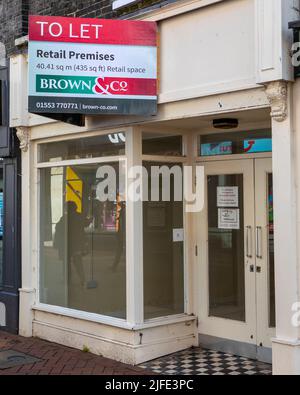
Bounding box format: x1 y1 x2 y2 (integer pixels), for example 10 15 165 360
95 163 205 213
291 42 300 67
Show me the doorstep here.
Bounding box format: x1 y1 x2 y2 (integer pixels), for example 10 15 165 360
139 347 273 375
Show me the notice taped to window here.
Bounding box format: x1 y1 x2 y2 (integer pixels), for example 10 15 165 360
218 208 240 230
217 187 239 208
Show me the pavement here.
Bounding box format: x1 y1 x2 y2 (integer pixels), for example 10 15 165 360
0 330 151 375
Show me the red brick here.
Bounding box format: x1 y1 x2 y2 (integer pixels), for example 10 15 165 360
0 331 150 376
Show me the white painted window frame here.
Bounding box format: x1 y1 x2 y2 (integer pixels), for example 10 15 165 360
112 0 139 11
34 126 190 329
121 0 224 21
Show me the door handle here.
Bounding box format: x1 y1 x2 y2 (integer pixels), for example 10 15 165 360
256 226 263 259
246 226 252 259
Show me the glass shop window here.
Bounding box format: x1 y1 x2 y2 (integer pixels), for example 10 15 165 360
39 133 126 163
143 162 184 319
200 130 272 157
39 162 126 319
142 133 183 156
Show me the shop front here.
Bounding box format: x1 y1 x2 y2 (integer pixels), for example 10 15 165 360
19 126 196 364
15 110 278 366
10 0 300 375
197 128 274 363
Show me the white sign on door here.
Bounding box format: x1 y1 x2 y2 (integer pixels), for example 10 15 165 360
217 186 239 207
218 208 240 230
173 228 184 242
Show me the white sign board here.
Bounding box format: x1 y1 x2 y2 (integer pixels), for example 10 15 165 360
218 208 240 230
217 187 239 207
173 228 184 242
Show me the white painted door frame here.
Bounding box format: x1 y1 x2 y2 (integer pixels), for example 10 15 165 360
255 158 275 349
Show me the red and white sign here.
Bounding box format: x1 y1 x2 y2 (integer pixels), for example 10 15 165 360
29 15 157 46
28 15 157 116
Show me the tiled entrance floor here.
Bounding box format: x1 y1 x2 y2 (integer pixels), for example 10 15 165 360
140 348 272 375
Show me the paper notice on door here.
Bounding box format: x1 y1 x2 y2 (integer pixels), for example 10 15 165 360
218 208 240 230
217 186 239 207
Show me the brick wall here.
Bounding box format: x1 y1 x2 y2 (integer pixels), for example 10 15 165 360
0 0 24 56
0 0 175 56
29 0 113 19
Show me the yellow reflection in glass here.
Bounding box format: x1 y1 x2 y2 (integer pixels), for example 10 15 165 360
66 166 83 213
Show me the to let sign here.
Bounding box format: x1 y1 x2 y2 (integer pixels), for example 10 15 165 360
28 15 157 115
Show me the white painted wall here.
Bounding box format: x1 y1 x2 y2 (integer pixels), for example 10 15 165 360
255 0 299 83
155 0 297 104
159 0 256 103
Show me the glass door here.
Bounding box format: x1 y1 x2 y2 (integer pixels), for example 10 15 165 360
198 157 275 361
255 158 275 353
198 159 257 345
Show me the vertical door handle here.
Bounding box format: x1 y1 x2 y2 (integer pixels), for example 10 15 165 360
246 226 252 258
256 226 263 259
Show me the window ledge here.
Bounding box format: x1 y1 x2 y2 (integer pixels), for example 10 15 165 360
33 304 196 330
134 314 196 330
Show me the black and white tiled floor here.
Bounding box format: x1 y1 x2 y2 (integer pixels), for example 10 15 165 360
140 348 272 375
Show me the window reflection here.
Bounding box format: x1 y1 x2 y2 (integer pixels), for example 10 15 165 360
39 134 125 163
200 130 272 156
40 163 126 319
142 133 183 156
143 162 184 319
208 175 246 322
